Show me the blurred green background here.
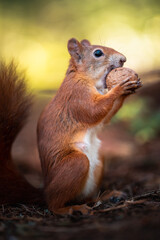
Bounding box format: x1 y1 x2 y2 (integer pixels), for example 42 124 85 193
0 0 160 159
0 0 160 89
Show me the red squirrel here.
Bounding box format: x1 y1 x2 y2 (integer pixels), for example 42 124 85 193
37 38 141 214
0 39 141 214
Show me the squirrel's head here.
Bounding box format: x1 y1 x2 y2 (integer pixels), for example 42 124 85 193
67 38 126 93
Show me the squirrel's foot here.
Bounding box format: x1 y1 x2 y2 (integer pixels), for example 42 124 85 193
51 204 92 216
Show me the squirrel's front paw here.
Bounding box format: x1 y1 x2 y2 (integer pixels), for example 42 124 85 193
118 77 142 95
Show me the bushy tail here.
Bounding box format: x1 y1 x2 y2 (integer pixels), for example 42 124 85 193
0 61 44 204
0 61 32 158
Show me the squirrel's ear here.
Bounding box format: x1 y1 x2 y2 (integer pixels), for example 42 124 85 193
67 38 82 62
81 39 91 47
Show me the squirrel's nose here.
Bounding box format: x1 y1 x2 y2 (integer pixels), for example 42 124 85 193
119 56 126 66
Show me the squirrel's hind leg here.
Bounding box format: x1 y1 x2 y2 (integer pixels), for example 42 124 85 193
45 151 89 214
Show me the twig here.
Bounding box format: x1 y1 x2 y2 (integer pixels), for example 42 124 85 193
132 190 160 201
95 200 145 213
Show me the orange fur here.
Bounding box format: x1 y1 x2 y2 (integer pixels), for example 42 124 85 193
0 61 44 204
37 38 141 214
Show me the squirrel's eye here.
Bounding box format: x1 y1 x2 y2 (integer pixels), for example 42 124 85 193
93 49 104 58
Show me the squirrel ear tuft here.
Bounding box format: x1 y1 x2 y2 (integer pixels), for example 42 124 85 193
67 38 82 62
81 39 91 47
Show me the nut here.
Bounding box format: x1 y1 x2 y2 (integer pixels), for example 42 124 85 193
106 67 138 90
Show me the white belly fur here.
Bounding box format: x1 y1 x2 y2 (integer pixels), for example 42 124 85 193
77 125 102 198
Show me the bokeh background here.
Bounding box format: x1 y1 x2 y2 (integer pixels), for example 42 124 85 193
0 0 160 182
1 0 160 89
1 1 160 239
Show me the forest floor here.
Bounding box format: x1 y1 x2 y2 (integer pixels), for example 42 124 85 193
0 71 160 240
0 141 160 240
